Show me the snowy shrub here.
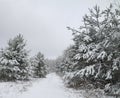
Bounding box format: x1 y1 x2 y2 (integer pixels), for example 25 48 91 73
104 83 120 97
82 89 106 98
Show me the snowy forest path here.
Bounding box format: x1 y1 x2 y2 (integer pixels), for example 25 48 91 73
19 73 82 98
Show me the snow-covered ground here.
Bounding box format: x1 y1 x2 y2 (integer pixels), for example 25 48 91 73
0 73 113 98
0 73 83 98
19 73 83 98
0 80 32 98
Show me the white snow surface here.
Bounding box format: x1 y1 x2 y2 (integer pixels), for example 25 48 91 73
0 81 32 98
19 73 82 98
0 73 83 98
19 73 83 98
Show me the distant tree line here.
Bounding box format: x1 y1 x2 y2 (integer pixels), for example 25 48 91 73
0 34 47 81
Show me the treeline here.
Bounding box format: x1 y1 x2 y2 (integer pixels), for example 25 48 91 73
56 4 120 94
0 34 47 81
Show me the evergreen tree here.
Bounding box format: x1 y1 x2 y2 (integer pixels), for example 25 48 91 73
0 34 29 81
62 5 120 88
31 52 47 78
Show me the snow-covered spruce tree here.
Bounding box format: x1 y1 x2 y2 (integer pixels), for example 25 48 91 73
64 5 120 88
0 34 29 81
31 52 47 78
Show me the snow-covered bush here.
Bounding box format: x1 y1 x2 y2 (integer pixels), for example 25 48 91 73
82 89 106 98
104 83 120 94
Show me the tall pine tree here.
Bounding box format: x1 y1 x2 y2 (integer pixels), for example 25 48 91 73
31 52 47 78
0 34 29 81
62 5 120 88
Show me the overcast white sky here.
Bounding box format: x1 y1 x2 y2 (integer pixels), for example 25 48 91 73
0 0 112 59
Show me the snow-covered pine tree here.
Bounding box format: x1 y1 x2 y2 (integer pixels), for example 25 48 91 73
63 5 120 88
31 52 47 78
0 34 29 81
